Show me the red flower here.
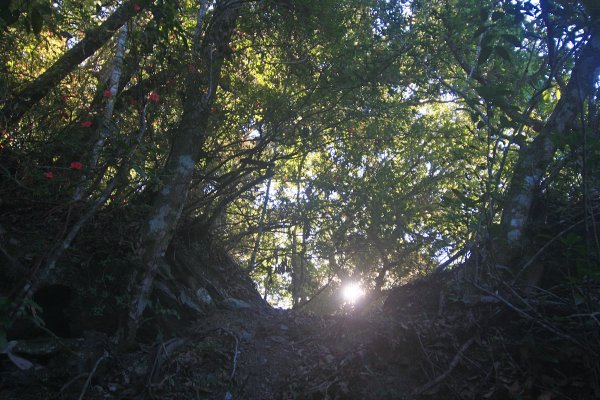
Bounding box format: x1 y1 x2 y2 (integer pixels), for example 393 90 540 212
210 106 217 113
81 120 92 128
103 89 112 98
70 161 83 170
133 3 142 12
148 91 160 102
61 94 69 102
44 171 54 179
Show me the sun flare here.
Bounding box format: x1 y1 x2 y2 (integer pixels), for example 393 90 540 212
342 283 364 304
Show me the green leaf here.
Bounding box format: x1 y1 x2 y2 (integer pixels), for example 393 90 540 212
30 8 43 35
451 189 476 207
472 25 488 38
480 33 493 48
477 46 493 65
501 34 521 47
479 7 488 21
476 84 511 100
494 45 511 63
491 11 504 21
511 8 525 23
22 17 31 33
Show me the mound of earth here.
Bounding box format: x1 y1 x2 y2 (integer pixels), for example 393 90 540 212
2 237 599 399
3 275 599 399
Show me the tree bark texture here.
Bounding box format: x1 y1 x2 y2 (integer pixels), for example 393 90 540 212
89 24 129 172
73 24 129 202
0 0 148 130
122 0 240 346
248 168 274 273
500 26 600 256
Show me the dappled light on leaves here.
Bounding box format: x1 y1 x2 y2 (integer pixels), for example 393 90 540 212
1 0 599 398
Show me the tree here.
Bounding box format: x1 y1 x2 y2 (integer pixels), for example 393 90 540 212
121 0 240 345
1 0 598 343
0 0 148 129
501 24 600 274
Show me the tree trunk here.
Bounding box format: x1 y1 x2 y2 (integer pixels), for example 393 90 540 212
0 0 147 130
120 0 239 346
291 154 307 308
291 227 300 308
89 24 129 172
500 26 600 273
74 24 129 202
248 166 274 273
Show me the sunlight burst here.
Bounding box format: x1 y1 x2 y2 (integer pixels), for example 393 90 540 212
342 283 364 304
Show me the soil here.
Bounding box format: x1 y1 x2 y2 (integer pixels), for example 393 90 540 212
2 237 598 399
3 279 599 400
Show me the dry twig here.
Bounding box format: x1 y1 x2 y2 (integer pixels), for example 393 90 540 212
78 351 109 400
410 336 475 398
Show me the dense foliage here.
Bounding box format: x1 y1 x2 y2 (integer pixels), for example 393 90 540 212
1 0 599 338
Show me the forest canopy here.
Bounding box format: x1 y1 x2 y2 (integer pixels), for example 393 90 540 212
0 0 599 344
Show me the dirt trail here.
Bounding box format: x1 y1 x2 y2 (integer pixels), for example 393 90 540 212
2 289 599 400
123 305 422 400
1 302 417 400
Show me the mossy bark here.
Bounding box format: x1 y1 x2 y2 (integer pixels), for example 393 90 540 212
121 0 240 346
499 26 600 281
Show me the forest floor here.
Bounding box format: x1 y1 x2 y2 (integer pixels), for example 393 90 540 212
3 272 598 400
0 301 460 400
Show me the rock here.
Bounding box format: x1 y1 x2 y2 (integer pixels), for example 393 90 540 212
270 335 287 344
196 288 214 306
220 298 252 310
239 329 254 341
